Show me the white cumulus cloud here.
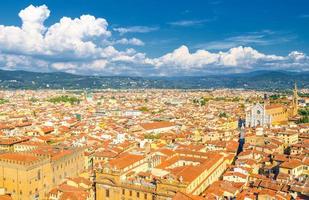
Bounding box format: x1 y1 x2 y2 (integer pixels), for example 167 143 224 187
147 46 286 70
0 4 145 74
0 5 308 76
113 38 144 46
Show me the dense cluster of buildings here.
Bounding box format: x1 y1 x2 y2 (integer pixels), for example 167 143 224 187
0 88 307 200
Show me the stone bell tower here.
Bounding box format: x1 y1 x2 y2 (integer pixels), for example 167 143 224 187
291 82 298 117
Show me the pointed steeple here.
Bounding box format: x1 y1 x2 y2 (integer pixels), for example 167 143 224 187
292 82 298 116
83 89 88 102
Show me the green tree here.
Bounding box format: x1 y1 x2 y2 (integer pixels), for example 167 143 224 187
29 97 39 102
47 95 80 105
298 107 309 116
219 112 228 118
139 106 149 112
0 99 9 104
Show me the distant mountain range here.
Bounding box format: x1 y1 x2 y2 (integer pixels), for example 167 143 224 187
0 69 308 90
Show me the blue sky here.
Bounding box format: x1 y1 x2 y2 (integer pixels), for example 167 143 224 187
0 0 308 76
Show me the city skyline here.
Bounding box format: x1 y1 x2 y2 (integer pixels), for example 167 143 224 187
0 0 309 76
0 1 308 200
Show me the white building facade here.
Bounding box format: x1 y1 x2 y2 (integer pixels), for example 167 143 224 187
245 103 271 127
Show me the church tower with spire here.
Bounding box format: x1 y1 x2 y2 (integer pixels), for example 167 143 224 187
83 89 88 103
291 82 299 116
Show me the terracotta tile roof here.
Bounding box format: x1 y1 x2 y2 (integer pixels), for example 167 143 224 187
140 121 176 130
59 191 88 200
224 171 247 179
167 154 223 183
49 188 58 195
204 180 239 197
41 126 54 134
157 148 175 157
68 177 92 186
58 183 87 192
0 153 38 163
226 140 239 152
265 104 284 110
94 150 118 158
108 153 144 170
0 195 13 200
156 155 206 169
0 137 29 145
15 121 32 127
32 146 74 161
17 141 48 147
173 191 204 200
281 159 303 169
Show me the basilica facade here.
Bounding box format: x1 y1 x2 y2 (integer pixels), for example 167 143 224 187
246 84 298 128
245 103 272 127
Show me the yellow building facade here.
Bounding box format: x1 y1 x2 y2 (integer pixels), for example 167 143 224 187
265 104 289 125
95 152 232 200
0 147 85 200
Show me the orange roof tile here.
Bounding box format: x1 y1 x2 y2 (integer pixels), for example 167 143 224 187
108 153 144 170
280 159 303 169
0 153 38 163
140 121 176 130
0 195 13 200
173 191 204 200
